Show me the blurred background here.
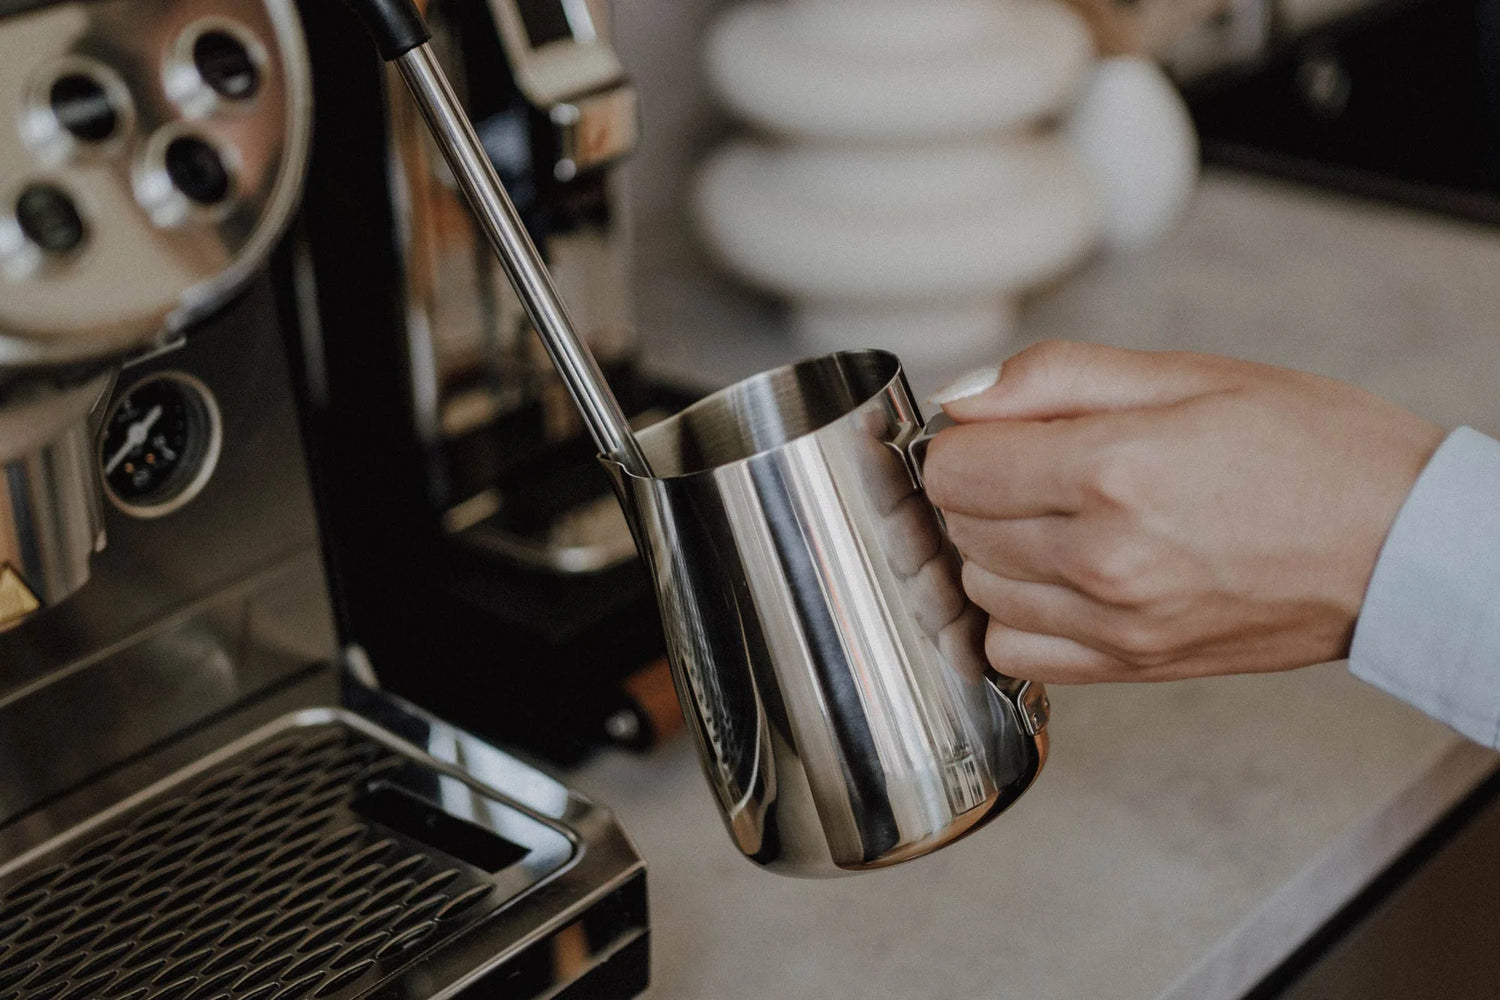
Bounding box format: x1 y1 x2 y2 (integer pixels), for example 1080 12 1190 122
610 0 1500 393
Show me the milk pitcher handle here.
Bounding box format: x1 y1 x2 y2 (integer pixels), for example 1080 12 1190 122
903 412 1052 738
904 411 956 477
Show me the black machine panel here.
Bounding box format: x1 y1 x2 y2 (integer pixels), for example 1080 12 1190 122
1188 0 1500 221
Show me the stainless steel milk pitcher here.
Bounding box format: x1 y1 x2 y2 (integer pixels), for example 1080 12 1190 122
603 350 1049 877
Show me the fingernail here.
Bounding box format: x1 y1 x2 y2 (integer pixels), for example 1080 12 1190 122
929 364 1002 406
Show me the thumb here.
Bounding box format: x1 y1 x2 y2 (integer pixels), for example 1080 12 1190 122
930 340 1243 422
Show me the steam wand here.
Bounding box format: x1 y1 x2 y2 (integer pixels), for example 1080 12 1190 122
345 0 653 477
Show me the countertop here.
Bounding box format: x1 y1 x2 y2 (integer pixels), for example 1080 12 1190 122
568 171 1500 999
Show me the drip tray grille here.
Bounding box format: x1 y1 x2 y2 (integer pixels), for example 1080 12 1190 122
0 718 571 1000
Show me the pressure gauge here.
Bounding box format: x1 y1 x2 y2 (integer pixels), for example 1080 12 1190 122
99 371 221 517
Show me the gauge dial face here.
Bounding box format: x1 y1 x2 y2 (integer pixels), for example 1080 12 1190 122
99 372 221 517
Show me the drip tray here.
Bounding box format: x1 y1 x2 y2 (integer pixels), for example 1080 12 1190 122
0 713 577 1000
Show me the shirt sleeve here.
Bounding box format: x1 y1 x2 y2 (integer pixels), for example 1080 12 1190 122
1349 427 1500 749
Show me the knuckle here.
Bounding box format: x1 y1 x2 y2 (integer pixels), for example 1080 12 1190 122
1006 339 1078 387
1110 621 1162 662
1081 444 1142 508
1017 338 1079 367
942 513 981 559
983 619 1026 674
1073 540 1150 605
1104 616 1176 666
960 560 1000 612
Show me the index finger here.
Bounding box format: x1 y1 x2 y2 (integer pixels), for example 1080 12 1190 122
921 419 1092 518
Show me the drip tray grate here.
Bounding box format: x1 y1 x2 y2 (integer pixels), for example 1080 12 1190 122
0 719 565 1000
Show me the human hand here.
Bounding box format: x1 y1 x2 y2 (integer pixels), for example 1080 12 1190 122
921 341 1445 683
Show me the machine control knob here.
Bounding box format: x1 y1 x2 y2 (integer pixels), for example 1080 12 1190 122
15 183 86 255
164 136 231 204
49 73 118 141
193 30 260 100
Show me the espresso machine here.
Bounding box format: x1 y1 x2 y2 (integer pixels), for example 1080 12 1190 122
302 0 685 764
0 0 650 994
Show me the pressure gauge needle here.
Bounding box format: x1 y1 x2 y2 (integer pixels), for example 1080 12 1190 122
104 404 163 475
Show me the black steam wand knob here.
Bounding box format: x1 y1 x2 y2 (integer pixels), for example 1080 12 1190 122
343 0 430 60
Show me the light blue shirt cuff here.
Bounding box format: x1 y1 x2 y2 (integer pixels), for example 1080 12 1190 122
1350 427 1500 748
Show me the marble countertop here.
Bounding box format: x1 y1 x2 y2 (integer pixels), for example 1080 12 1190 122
568 171 1500 999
